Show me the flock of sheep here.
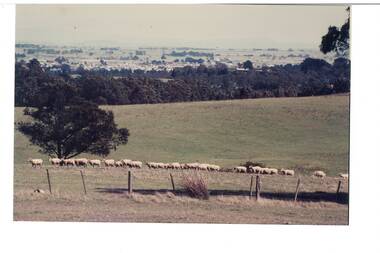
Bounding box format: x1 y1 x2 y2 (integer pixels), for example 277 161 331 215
27 158 349 179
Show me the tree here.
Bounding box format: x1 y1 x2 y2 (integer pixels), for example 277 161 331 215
17 80 129 159
243 60 253 70
320 7 350 57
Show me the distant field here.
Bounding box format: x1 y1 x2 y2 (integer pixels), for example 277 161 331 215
14 94 349 175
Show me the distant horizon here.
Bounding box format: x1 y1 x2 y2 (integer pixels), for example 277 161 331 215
16 5 349 50
15 41 322 51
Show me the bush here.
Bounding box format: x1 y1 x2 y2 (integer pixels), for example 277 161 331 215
181 174 209 200
241 161 266 168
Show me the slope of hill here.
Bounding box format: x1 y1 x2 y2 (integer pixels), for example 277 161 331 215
14 94 349 175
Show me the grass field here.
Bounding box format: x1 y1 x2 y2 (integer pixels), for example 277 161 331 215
14 94 350 175
14 94 349 224
14 166 348 224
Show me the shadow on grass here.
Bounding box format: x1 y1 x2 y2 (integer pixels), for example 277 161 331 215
95 187 348 204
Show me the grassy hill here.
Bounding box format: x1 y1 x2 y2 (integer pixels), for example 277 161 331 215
14 94 349 175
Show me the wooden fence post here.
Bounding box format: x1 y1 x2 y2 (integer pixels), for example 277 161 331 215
80 170 87 195
294 178 301 202
336 180 342 202
256 175 261 201
128 170 133 194
46 169 52 194
170 173 176 192
249 175 254 199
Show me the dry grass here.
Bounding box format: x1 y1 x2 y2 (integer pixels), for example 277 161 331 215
14 165 348 224
181 173 209 200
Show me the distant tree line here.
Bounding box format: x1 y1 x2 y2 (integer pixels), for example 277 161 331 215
15 57 350 107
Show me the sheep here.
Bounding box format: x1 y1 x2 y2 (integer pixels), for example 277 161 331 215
222 167 234 173
28 158 43 168
339 173 349 179
103 159 115 168
147 162 159 169
213 165 221 172
62 159 75 167
131 161 142 168
268 168 278 175
198 163 209 171
121 159 132 167
171 162 181 170
313 170 326 178
286 170 295 176
256 167 265 174
115 161 123 167
249 166 263 174
49 158 61 166
208 164 220 172
146 162 154 169
247 166 255 173
261 168 271 174
185 163 199 170
234 166 247 173
74 158 88 167
89 159 101 167
155 162 165 169
280 169 295 176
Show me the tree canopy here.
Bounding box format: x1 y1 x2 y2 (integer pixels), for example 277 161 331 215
17 79 129 159
320 7 350 57
243 60 253 70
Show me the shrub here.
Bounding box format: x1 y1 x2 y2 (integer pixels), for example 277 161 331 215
241 161 266 168
181 174 209 200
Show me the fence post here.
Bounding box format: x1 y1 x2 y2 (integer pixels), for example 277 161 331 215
46 169 52 194
170 173 176 192
336 180 342 202
256 175 261 201
294 178 301 202
80 170 87 195
128 170 133 194
249 175 254 199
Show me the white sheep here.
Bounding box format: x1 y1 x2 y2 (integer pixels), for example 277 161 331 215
185 163 199 170
121 159 132 167
208 164 220 171
49 158 61 166
284 169 295 176
89 159 101 167
268 168 278 175
234 166 247 173
171 162 181 170
74 158 88 167
339 173 349 179
261 168 271 174
249 166 262 174
313 170 326 178
28 158 43 168
198 163 209 171
147 162 159 169
62 159 75 167
115 161 123 167
131 161 142 168
156 162 164 169
103 159 115 168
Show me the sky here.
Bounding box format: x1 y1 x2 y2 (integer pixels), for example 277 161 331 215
16 4 349 49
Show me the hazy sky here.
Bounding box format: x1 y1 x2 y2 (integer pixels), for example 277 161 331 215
16 5 349 49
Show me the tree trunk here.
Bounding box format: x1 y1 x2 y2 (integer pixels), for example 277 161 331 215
57 142 62 159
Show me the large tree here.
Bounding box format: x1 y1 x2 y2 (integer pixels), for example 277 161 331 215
320 7 350 57
17 79 129 159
